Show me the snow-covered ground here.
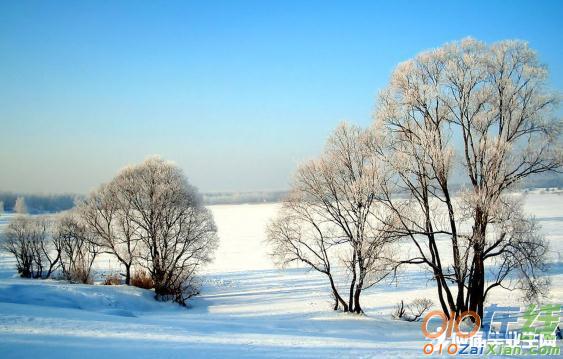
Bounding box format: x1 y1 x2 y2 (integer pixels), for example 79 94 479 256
0 193 561 358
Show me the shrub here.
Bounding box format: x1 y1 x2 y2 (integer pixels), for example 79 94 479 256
131 271 154 289
103 273 122 285
67 266 93 284
393 298 433 322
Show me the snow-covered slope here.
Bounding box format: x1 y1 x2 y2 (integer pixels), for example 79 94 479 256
0 269 426 358
0 194 561 358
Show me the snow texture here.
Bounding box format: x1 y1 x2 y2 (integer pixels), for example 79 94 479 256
0 193 561 358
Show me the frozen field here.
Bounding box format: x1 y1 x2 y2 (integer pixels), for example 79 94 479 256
0 193 561 358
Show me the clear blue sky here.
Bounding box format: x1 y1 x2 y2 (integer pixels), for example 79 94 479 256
0 0 561 194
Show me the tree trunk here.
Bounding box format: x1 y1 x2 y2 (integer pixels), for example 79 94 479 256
45 254 60 279
436 277 451 319
329 275 348 312
468 213 487 322
348 251 357 311
124 264 131 285
353 285 362 314
468 251 485 320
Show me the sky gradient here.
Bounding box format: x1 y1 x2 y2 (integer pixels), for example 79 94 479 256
1 0 562 194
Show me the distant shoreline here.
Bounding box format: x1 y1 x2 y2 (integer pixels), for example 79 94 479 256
1 188 561 214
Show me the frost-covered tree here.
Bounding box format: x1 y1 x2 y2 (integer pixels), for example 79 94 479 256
375 38 561 318
55 212 100 284
267 123 398 313
0 201 4 215
79 182 141 285
1 215 61 278
112 157 218 305
14 196 27 214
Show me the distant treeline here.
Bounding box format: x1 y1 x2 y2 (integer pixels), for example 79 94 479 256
0 192 79 214
0 191 287 213
203 191 288 205
1 174 561 213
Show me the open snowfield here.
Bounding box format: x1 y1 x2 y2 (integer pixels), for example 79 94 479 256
0 192 561 358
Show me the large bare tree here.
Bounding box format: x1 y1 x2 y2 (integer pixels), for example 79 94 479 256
375 38 561 318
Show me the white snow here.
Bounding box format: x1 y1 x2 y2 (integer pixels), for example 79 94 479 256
0 193 561 358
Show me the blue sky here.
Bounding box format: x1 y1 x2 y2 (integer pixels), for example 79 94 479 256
0 0 562 193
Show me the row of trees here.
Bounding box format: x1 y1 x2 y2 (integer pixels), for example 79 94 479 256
268 38 561 317
1 157 218 305
2 214 101 283
0 193 76 213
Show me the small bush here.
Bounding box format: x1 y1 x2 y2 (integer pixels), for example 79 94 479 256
154 277 200 306
67 266 93 284
103 273 122 285
131 271 154 289
393 298 433 322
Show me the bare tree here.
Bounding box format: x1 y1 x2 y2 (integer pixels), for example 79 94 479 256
375 38 561 319
113 157 218 305
267 198 349 311
2 216 35 278
1 215 61 278
267 123 397 313
55 213 100 284
79 182 141 285
28 216 62 278
14 196 27 214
